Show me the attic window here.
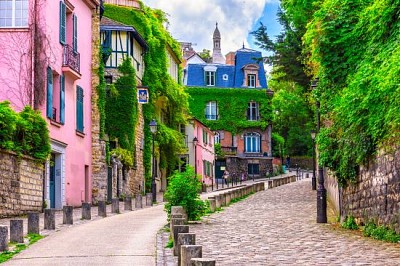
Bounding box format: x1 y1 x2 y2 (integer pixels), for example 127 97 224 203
222 74 228 81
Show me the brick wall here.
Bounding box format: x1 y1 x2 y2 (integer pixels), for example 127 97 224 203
326 146 400 231
0 150 44 218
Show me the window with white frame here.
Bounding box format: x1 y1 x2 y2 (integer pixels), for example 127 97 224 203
205 101 218 120
205 71 215 86
247 74 256 88
244 132 261 153
214 132 220 144
0 0 28 28
247 102 259 121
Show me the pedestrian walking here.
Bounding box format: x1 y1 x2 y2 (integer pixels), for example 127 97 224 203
223 170 229 185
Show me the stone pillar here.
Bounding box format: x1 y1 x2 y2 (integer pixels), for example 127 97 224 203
171 206 187 223
225 192 231 205
28 212 40 234
98 201 107 217
135 195 143 208
44 209 55 230
181 245 202 266
82 203 91 220
214 195 221 209
0 226 8 251
220 193 226 207
10 220 24 243
112 198 120 213
124 196 132 211
170 218 185 238
63 206 74 225
177 233 196 266
191 258 216 266
146 193 153 206
173 225 189 256
208 198 216 212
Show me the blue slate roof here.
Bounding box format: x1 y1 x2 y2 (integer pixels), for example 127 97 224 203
186 48 268 89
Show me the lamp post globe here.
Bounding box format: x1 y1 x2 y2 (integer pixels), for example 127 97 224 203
150 119 157 203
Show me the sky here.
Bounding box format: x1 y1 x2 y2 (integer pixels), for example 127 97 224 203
140 0 282 56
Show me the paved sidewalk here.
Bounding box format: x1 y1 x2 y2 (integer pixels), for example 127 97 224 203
189 179 400 265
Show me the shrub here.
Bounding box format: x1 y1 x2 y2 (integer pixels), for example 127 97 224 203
341 215 359 230
0 101 17 150
164 166 205 221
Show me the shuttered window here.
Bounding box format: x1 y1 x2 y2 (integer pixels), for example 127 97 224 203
46 67 53 118
59 1 66 44
59 75 65 124
73 14 77 52
76 86 84 132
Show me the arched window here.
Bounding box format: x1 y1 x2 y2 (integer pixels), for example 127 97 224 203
244 132 260 153
214 132 220 144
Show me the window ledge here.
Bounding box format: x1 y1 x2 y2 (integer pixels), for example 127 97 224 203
50 119 63 128
76 130 85 138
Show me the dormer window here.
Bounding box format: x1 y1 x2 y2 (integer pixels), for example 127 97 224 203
242 64 260 88
204 65 217 87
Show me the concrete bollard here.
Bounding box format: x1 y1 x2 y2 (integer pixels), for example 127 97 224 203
177 233 196 266
173 225 189 256
172 206 187 223
191 258 216 266
170 218 185 238
28 212 40 234
111 198 120 213
0 226 8 251
63 206 74 225
225 192 231 205
124 196 132 211
208 198 216 212
10 219 24 243
214 195 221 209
181 245 202 266
220 193 226 207
98 201 107 217
44 209 56 230
146 193 153 206
82 203 91 220
135 195 143 209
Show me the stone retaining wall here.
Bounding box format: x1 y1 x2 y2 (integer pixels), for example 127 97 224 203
327 147 400 230
0 150 44 218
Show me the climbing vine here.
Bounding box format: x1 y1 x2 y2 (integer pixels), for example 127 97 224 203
104 4 189 189
187 87 273 134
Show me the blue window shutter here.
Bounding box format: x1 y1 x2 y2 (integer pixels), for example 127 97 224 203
59 1 66 44
46 67 53 118
73 14 77 52
60 75 65 124
76 86 84 132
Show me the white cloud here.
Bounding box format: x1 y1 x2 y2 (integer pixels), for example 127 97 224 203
141 0 274 55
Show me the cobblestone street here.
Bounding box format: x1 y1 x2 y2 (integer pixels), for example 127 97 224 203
188 179 400 265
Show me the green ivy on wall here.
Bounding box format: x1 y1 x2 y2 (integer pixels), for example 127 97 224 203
104 3 189 190
187 87 273 134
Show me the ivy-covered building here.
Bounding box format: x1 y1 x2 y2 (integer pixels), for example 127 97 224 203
184 24 274 180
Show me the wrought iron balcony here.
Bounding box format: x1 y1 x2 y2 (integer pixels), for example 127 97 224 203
63 44 80 74
221 146 237 155
205 114 218 120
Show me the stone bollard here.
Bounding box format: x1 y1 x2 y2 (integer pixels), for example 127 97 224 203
146 193 153 206
172 206 187 223
214 195 221 209
220 193 226 207
111 198 120 213
10 220 24 243
191 258 216 266
63 206 74 225
28 212 40 234
82 202 91 220
0 226 8 251
135 195 143 209
170 218 185 238
44 209 56 230
124 196 132 211
208 198 216 212
225 192 231 205
181 245 202 266
98 201 107 217
173 225 189 256
177 233 196 266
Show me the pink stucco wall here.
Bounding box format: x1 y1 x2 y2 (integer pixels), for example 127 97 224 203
0 0 96 207
193 120 215 186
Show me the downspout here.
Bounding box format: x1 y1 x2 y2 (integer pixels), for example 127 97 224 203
31 0 37 109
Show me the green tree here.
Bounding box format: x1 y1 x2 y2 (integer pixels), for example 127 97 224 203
199 49 212 63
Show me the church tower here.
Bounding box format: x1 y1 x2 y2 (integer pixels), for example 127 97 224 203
212 22 225 64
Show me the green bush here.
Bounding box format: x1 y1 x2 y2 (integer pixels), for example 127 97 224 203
341 216 359 230
164 166 205 221
362 221 400 243
0 101 17 150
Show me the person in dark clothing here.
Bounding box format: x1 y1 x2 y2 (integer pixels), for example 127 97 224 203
286 156 291 168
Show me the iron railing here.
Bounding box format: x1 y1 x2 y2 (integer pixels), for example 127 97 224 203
63 44 80 74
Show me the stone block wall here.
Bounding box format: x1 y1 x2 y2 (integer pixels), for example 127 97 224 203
328 147 400 231
226 157 273 180
0 150 44 218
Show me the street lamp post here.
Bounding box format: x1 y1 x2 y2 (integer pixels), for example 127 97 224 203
310 130 316 190
311 78 327 223
150 119 157 203
193 137 198 176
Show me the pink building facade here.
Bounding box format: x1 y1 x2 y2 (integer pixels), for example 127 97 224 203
185 119 215 186
0 0 99 208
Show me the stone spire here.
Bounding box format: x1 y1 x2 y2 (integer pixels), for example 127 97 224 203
212 22 225 64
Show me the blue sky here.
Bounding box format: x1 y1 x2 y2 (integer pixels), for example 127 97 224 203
141 0 282 56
